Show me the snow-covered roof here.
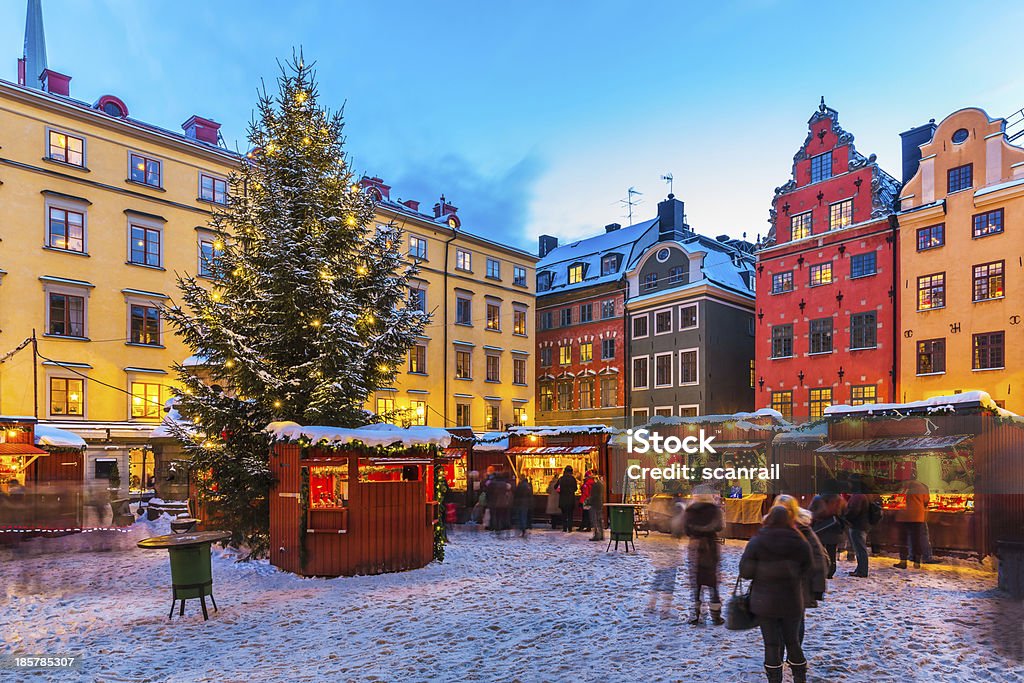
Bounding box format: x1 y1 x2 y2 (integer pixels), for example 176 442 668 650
34 424 87 449
824 391 1017 418
509 425 616 437
642 409 787 429
627 233 755 301
182 354 210 367
266 421 452 448
772 422 828 443
473 432 509 451
536 218 659 295
150 398 189 440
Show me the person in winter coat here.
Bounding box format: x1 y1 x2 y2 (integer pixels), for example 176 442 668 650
586 471 606 541
740 505 813 683
773 495 828 609
488 472 514 537
809 493 847 579
578 471 594 532
843 479 877 578
555 466 578 532
684 490 724 626
513 474 533 537
894 470 930 569
545 474 562 530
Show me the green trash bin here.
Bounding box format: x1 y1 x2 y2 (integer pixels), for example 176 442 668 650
138 530 231 620
606 504 637 553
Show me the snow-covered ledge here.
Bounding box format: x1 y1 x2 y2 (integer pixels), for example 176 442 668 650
266 421 452 449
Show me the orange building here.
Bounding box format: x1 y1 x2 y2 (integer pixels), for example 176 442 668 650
897 108 1024 411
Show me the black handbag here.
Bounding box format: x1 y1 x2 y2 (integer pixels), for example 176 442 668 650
725 576 758 631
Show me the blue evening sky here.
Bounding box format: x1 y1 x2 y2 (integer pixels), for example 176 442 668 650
3 1 1022 252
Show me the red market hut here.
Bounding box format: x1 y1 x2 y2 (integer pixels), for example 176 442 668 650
267 422 452 577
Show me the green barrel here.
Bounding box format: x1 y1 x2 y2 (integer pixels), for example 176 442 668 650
609 506 635 540
168 543 213 599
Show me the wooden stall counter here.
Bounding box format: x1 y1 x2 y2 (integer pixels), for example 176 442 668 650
724 493 767 540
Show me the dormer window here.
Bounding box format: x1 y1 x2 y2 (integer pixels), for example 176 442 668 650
643 273 658 291
568 263 586 284
601 254 620 276
538 272 553 292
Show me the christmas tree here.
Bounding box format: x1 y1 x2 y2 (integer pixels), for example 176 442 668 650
163 55 428 556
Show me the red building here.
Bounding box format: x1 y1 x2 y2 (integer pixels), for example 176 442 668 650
755 100 901 419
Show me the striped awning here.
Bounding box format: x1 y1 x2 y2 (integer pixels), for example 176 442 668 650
507 446 595 455
816 435 971 454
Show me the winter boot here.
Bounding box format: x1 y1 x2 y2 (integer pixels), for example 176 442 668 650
894 560 908 569
709 602 724 625
688 604 702 625
788 660 807 683
763 664 783 683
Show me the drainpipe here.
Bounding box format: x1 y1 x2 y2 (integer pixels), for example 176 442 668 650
889 213 899 402
442 226 458 426
623 281 632 428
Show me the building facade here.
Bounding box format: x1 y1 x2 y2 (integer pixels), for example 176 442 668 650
359 177 537 431
626 196 756 420
756 102 901 419
896 108 1024 412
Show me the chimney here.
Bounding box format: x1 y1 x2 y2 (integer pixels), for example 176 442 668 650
400 199 420 212
539 235 559 258
657 194 687 242
604 223 621 233
358 176 391 201
716 234 731 243
41 69 70 96
433 195 457 219
900 119 937 185
182 115 222 145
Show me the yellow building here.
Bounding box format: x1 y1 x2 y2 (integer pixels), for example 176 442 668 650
360 177 537 431
0 53 238 490
897 108 1024 411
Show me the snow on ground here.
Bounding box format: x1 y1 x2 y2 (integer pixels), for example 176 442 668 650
1 521 1022 682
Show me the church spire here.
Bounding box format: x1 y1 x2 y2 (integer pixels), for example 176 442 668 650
23 0 47 90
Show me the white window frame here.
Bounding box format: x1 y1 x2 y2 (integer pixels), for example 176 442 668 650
198 171 229 204
44 195 89 254
455 248 472 272
46 372 87 419
653 307 673 336
124 293 165 347
653 406 673 417
631 313 649 339
678 348 699 386
127 150 163 189
678 404 700 417
631 354 650 390
486 257 501 280
126 213 165 269
45 127 87 168
631 408 650 421
513 265 527 287
678 304 699 330
408 234 428 260
43 280 92 339
654 352 674 388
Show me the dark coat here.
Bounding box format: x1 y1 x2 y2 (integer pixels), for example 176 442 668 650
586 478 605 508
556 474 578 508
685 501 723 589
845 493 871 531
810 494 847 545
513 480 533 510
796 521 830 605
739 526 812 619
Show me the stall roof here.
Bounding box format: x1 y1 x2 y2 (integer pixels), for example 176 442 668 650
816 435 972 454
507 446 596 455
509 425 615 437
474 432 509 451
824 390 1017 418
0 443 47 455
266 421 452 449
34 424 87 449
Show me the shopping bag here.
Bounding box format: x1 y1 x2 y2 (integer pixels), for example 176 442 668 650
725 577 758 631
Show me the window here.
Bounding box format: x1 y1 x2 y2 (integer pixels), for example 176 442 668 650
48 207 85 252
50 378 83 416
560 308 572 327
540 347 552 367
916 339 945 374
772 271 794 294
632 315 649 338
199 237 219 277
810 152 832 183
579 379 595 410
771 391 793 420
513 358 527 385
973 332 1005 370
601 338 615 360
95 460 117 480
850 312 877 350
749 360 756 389
48 130 84 167
513 406 527 425
632 357 649 389
568 263 584 284
410 287 427 313
791 212 812 240
539 385 553 412
129 152 161 187
655 354 672 387
643 273 658 291
679 305 697 329
808 262 833 287
455 249 472 271
513 265 527 287
456 403 471 427
829 199 853 230
655 310 672 334
559 345 571 365
129 225 161 267
410 400 427 426
456 297 472 325
131 382 162 419
679 350 698 385
601 254 619 276
917 273 945 310
809 318 833 354
486 355 501 382
199 173 228 204
455 350 472 379
973 209 1004 239
486 258 501 279
485 405 500 430
917 224 944 251
539 311 553 330
654 407 673 418
850 252 876 278
375 397 395 417
771 325 793 358
48 293 85 337
947 164 973 193
600 377 617 407
513 308 527 335
537 272 552 292
409 235 428 260
679 406 699 418
973 261 1005 301
579 303 593 323
601 300 616 319
409 344 427 374
129 304 160 345
486 302 501 331
809 388 832 419
667 266 687 285
557 383 572 411
850 385 877 406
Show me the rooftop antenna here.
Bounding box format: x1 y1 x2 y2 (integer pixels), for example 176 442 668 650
620 187 643 225
661 173 674 196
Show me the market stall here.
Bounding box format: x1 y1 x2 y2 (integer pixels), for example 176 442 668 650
267 422 451 577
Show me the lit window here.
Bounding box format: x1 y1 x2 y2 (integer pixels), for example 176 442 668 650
375 397 395 416
456 403 471 426
513 308 527 335
486 302 501 331
917 224 945 251
579 342 593 363
973 210 1004 239
539 385 554 412
48 130 84 167
771 391 793 420
485 404 500 430
199 173 228 204
772 271 794 294
600 377 617 407
850 385 877 406
48 207 85 252
129 304 160 345
808 262 833 287
917 273 945 310
486 355 501 382
48 293 85 337
973 261 1004 301
559 346 571 365
568 263 585 284
828 199 853 230
50 377 84 416
791 212 812 240
557 383 572 411
973 332 1005 370
129 153 162 187
409 344 426 374
130 225 161 267
131 382 162 419
455 249 471 271
410 400 427 426
809 388 832 419
513 406 527 425
409 236 428 260
455 350 472 379
916 339 945 374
